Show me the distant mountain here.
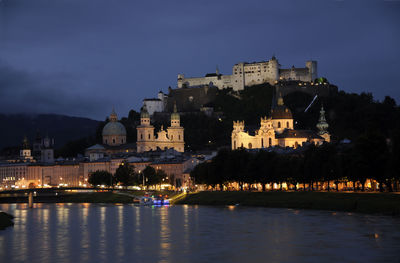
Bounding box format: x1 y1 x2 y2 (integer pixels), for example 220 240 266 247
0 113 100 150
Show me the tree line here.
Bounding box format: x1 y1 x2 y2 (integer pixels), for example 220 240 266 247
88 163 173 189
191 131 400 192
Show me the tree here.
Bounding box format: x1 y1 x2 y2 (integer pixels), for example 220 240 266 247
389 129 400 191
142 166 157 188
353 132 388 191
115 163 136 187
251 151 277 191
156 169 168 189
88 170 113 187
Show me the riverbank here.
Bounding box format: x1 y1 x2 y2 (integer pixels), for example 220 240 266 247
0 191 178 204
0 211 14 230
176 191 400 215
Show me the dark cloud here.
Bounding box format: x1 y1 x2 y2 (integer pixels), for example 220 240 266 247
0 0 399 120
0 60 107 117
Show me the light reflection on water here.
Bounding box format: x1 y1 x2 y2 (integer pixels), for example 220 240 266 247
0 204 400 263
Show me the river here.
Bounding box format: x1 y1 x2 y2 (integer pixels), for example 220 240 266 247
0 203 399 263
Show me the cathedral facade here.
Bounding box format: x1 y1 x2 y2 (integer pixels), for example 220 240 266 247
231 93 330 150
137 103 185 153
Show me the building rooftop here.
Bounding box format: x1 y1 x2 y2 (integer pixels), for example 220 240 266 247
276 129 323 139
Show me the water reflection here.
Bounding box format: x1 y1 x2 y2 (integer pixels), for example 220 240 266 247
0 204 399 263
159 207 171 262
80 203 89 262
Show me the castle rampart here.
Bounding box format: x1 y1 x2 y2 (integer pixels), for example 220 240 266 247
178 56 318 91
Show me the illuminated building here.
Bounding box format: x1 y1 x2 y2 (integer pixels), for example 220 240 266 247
231 91 329 150
137 103 185 153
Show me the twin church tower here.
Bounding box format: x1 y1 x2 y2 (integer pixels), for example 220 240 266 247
101 103 184 153
137 103 184 153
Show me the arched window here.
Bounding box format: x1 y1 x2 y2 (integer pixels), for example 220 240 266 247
171 135 173 140
278 122 281 128
105 139 108 144
234 141 236 149
286 121 289 128
112 139 115 144
248 143 252 149
261 138 264 148
148 134 151 139
269 138 272 147
140 134 143 140
179 135 181 140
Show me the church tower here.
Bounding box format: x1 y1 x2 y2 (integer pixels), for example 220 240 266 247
167 102 185 152
270 89 294 134
137 105 155 153
316 104 330 142
20 136 33 161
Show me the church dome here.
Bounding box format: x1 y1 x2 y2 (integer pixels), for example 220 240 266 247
102 121 127 136
270 92 293 119
102 109 127 136
271 105 293 119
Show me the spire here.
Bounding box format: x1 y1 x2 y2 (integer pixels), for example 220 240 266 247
277 91 284 106
171 101 180 122
109 107 118 122
316 104 329 134
140 104 150 119
22 136 30 149
216 65 220 75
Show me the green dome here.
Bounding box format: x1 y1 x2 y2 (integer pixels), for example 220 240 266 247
141 105 150 119
171 102 180 121
102 121 127 136
171 112 180 121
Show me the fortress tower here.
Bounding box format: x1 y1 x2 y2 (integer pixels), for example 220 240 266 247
306 61 318 81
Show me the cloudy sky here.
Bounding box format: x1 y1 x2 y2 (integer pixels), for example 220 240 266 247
0 0 399 120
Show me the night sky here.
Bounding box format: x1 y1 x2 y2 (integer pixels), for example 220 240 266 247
0 0 399 120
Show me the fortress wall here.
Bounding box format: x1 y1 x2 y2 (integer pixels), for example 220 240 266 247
279 68 311 82
178 75 234 89
178 76 217 88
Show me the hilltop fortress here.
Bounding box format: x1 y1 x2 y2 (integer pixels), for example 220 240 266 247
178 56 317 91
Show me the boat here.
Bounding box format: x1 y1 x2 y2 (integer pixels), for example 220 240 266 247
133 195 170 206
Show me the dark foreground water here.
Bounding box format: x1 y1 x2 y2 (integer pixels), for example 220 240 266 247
0 204 399 263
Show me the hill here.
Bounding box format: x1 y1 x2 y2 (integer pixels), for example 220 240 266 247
0 113 100 151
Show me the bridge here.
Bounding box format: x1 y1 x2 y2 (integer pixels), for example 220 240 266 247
0 187 142 207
